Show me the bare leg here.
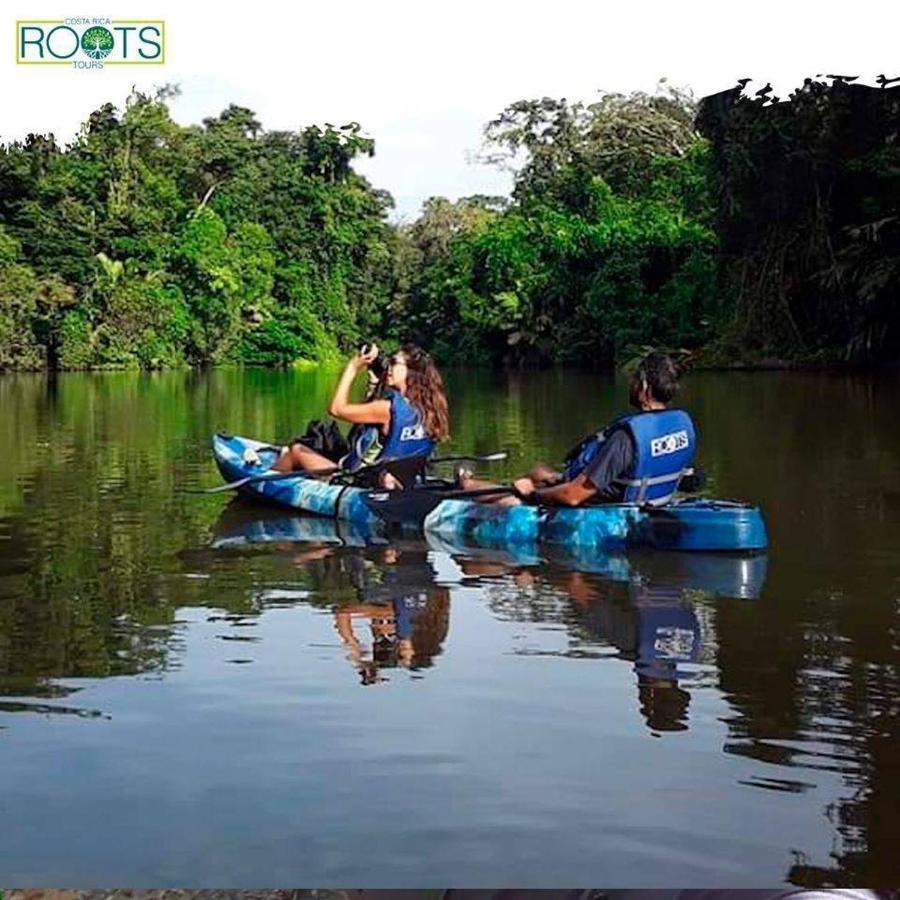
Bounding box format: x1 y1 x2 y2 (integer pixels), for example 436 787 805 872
458 474 500 491
528 462 562 486
272 442 336 475
273 445 406 489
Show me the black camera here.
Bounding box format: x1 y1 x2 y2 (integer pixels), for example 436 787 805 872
360 343 388 379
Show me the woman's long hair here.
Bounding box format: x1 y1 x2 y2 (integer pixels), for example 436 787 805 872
400 343 450 442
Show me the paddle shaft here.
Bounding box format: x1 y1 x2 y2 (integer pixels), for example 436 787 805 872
430 452 507 464
193 449 507 495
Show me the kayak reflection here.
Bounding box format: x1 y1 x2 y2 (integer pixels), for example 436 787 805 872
429 534 767 733
210 504 767 716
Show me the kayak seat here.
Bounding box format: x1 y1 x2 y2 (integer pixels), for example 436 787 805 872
339 453 431 490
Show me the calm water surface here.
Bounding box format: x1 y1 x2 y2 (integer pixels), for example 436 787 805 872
1 368 899 886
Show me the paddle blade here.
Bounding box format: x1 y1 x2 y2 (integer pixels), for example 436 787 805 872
187 469 307 495
183 477 253 495
430 451 508 465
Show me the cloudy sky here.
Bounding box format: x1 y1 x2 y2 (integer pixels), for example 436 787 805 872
4 0 897 219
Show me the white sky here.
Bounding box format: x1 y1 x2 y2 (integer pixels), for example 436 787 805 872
3 0 897 219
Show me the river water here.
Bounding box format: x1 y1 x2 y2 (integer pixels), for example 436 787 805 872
0 367 898 887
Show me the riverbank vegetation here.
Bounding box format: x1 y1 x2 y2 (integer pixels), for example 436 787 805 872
1 78 897 370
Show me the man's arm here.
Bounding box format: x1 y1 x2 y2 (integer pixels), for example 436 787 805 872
527 472 598 507
517 428 634 508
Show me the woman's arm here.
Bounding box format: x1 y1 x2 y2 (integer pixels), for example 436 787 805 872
334 609 362 664
328 351 391 427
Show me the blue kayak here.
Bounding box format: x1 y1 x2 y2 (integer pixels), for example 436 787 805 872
212 433 768 553
213 433 384 525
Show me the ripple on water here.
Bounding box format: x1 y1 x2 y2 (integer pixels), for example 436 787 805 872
0 699 109 719
738 775 818 793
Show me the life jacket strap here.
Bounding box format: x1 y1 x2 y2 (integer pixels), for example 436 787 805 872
613 466 694 506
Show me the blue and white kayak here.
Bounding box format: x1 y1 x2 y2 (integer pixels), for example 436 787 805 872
213 433 384 527
212 433 768 553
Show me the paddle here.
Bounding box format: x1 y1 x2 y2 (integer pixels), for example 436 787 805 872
441 485 521 500
189 450 508 496
186 468 339 495
429 451 508 465
363 482 524 525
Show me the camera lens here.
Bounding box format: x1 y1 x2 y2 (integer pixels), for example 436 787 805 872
360 342 386 378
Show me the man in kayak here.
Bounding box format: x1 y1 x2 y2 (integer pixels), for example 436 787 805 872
460 351 696 507
272 343 450 485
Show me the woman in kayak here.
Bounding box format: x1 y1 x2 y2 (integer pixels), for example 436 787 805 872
272 343 450 483
460 351 696 507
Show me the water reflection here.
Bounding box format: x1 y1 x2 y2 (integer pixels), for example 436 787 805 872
334 581 450 685
210 503 450 685
196 481 898 885
429 533 766 735
589 577 702 733
209 503 767 731
2 369 899 884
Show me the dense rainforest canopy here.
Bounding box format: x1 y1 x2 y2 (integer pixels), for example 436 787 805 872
0 77 897 371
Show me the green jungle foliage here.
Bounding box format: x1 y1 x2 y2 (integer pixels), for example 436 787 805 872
697 77 900 362
0 87 392 370
396 83 721 364
1 79 897 370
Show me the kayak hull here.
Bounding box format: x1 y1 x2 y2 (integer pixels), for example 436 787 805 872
211 433 768 552
423 497 768 552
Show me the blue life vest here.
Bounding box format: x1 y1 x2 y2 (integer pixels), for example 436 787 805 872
562 413 630 482
563 409 696 506
342 390 435 472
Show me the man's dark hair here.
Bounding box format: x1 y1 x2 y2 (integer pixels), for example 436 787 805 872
632 352 680 404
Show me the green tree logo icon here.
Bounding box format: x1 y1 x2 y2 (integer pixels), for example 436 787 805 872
81 26 114 59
